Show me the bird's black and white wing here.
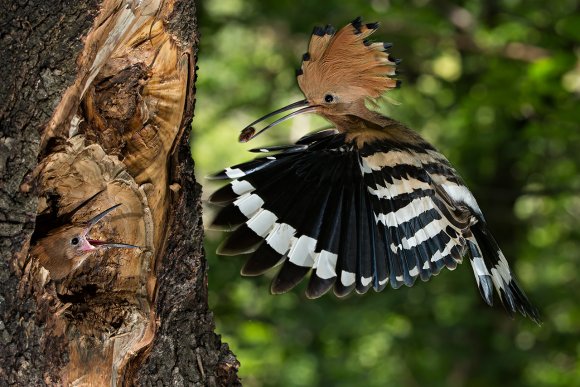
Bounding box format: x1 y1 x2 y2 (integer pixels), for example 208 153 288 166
208 129 540 323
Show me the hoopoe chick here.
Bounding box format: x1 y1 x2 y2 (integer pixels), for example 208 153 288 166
208 18 540 324
31 202 138 280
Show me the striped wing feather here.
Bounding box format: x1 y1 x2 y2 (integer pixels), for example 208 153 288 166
209 130 540 323
360 147 468 288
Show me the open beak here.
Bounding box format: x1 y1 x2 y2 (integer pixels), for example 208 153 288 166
81 204 140 250
239 99 318 142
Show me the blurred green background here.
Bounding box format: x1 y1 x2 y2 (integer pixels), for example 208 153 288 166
191 0 580 386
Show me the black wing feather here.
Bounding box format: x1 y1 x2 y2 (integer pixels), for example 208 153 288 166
242 242 285 276
271 261 310 294
355 178 373 294
334 187 358 297
217 223 264 255
305 181 345 298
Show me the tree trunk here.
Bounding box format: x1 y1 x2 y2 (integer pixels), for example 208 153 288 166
0 0 240 385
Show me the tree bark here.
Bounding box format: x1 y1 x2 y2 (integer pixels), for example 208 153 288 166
0 1 239 385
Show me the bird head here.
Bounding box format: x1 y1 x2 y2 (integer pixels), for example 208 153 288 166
239 17 400 142
32 204 139 280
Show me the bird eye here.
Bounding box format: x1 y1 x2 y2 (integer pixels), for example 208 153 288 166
71 237 79 246
324 94 334 103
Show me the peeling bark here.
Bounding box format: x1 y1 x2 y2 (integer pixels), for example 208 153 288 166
0 1 239 385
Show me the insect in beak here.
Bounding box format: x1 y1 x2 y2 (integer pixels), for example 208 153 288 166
238 99 318 142
80 204 139 251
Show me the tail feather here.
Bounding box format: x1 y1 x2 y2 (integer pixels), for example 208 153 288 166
470 222 541 324
466 237 494 306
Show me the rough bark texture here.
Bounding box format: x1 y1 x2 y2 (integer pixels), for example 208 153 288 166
0 1 239 385
1 2 100 384
134 129 240 387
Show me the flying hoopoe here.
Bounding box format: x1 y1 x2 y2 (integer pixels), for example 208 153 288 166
208 18 540 323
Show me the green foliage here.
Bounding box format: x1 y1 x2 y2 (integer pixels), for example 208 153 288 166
192 0 580 385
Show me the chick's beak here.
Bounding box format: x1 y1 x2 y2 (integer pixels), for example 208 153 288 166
80 204 139 251
239 99 318 142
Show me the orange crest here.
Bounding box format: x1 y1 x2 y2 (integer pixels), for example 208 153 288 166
297 17 400 104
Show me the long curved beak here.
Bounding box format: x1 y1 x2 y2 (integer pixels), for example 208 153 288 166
239 99 318 143
82 204 140 250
